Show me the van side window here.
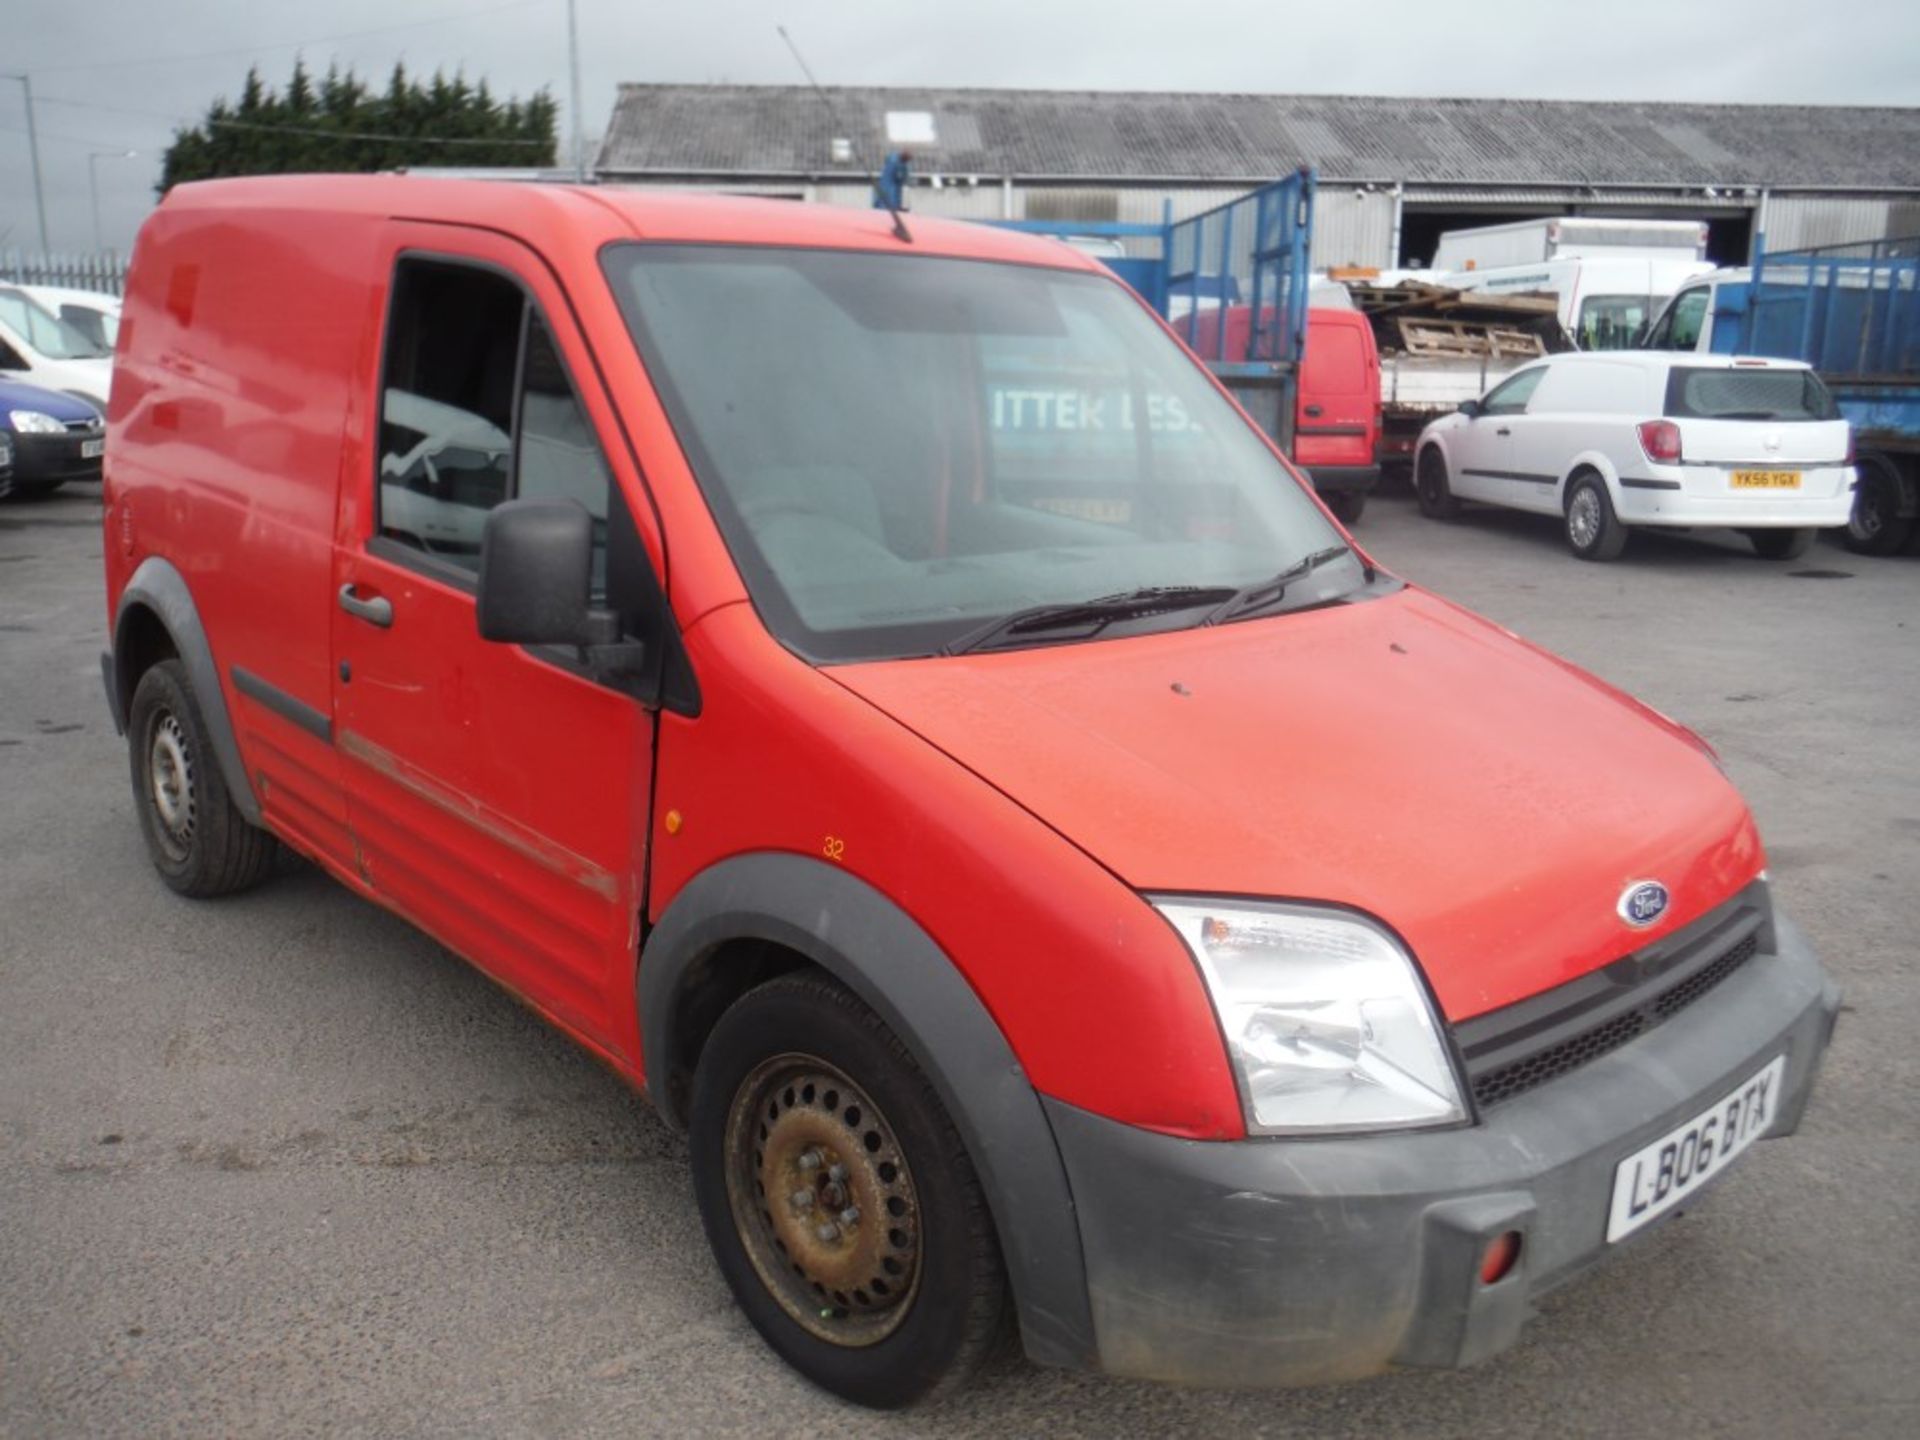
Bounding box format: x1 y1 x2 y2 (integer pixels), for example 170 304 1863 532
517 312 613 602
378 261 523 569
1480 366 1546 417
377 260 614 594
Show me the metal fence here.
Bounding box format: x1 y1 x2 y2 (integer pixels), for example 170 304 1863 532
0 251 129 296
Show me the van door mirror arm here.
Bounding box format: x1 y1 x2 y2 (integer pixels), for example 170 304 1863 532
579 609 649 678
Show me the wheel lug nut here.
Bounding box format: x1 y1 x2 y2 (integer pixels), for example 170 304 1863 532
815 1222 839 1243
790 1190 814 1211
797 1149 822 1172
827 1163 848 1182
839 1205 860 1225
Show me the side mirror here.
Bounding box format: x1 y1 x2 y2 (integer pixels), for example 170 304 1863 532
477 498 595 645
1457 399 1482 418
477 498 649 680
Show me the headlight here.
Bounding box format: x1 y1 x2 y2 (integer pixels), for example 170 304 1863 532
8 410 65 435
1154 900 1467 1135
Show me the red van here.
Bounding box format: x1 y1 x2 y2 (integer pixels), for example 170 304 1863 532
102 177 1837 1409
1293 306 1382 523
1184 303 1381 522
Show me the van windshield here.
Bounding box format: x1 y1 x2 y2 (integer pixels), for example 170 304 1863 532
604 245 1356 661
1578 294 1658 351
0 288 112 360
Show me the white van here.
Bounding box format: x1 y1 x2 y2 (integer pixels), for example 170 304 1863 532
0 285 114 412
1414 350 1853 561
15 284 121 353
1445 256 1716 351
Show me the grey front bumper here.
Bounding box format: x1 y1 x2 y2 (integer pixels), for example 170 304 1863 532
1042 913 1840 1388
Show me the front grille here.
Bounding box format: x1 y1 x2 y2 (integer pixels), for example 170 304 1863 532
1652 935 1758 1020
1456 886 1768 1111
1472 1010 1649 1108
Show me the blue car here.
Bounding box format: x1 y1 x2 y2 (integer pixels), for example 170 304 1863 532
0 377 104 498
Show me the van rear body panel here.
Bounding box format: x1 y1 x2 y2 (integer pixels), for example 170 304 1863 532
110 202 381 865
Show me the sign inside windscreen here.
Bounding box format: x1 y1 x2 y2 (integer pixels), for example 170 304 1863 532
989 387 1204 435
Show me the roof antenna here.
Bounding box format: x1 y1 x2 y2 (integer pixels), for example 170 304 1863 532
776 23 912 243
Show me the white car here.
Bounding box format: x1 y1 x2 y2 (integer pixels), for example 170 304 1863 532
0 285 114 412
14 284 121 353
1412 351 1854 561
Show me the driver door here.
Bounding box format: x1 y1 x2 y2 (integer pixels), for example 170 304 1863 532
1451 365 1548 504
329 224 658 1057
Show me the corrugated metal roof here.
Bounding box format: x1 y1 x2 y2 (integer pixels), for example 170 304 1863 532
596 86 1920 189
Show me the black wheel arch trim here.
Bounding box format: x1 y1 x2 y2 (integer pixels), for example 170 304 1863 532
638 850 1098 1371
109 556 262 825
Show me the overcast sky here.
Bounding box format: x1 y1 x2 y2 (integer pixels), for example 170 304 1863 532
5 0 1918 254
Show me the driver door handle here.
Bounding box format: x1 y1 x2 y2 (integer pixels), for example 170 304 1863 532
338 583 394 628
1496 426 1512 436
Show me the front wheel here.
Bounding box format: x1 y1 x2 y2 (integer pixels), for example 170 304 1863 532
1565 473 1629 561
689 973 1009 1408
1747 527 1816 561
1414 447 1459 520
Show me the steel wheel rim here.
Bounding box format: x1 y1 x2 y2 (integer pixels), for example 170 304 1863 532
724 1054 922 1347
147 711 196 858
1569 488 1601 547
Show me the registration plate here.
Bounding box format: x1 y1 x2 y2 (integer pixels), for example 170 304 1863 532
81 439 104 459
1606 1054 1786 1243
1730 469 1799 490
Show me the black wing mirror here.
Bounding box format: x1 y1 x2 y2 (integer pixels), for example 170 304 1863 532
1457 398 1482 419
478 498 595 644
477 498 645 675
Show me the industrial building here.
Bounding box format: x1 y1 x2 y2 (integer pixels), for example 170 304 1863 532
594 86 1920 266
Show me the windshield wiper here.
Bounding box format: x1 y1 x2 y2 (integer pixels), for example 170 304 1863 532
942 585 1236 656
1205 545 1361 626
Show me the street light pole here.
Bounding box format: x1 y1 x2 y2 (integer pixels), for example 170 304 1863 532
2 72 51 252
89 150 138 252
567 0 585 181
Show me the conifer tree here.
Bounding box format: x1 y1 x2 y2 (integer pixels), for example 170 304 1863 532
160 59 559 189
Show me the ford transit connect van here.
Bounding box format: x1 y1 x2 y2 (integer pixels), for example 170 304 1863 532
102 177 1838 1408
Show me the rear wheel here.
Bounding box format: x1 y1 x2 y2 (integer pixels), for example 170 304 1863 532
1414 447 1459 520
689 973 1009 1408
1322 489 1366 524
1565 473 1629 561
1845 454 1913 556
1747 527 1816 561
127 659 279 897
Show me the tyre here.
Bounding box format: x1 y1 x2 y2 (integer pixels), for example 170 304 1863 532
126 659 279 897
1414 447 1459 520
1322 489 1366 524
689 972 1009 1408
1844 454 1913 556
1747 527 1816 561
1564 473 1628 561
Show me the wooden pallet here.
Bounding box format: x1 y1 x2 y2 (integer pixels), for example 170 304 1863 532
1392 318 1549 360
1347 282 1560 321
